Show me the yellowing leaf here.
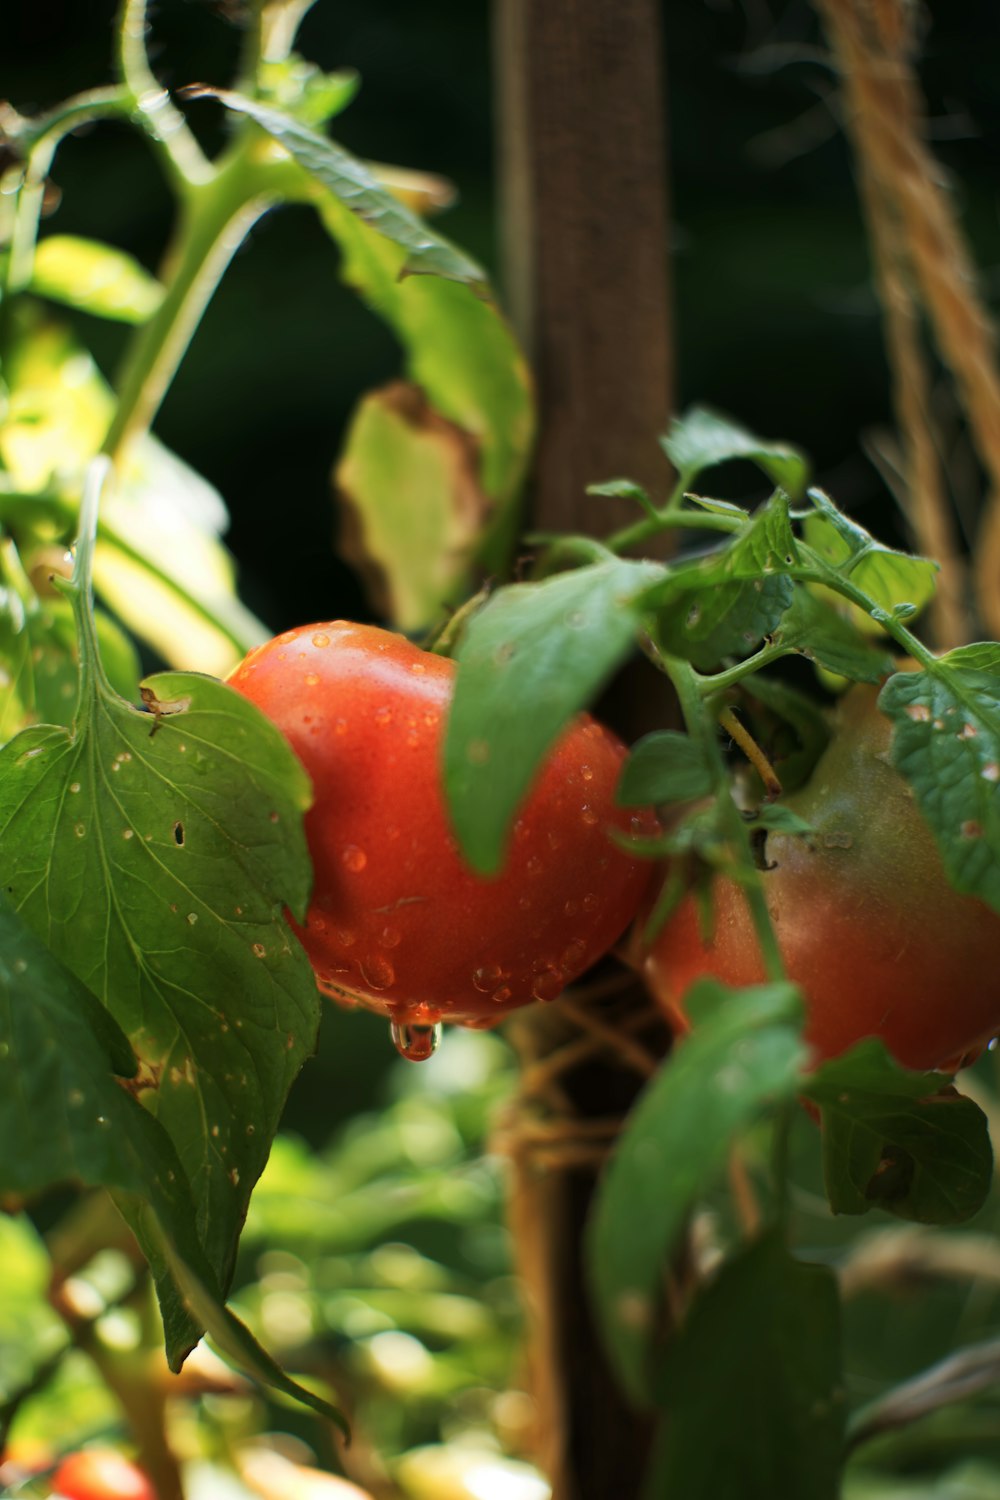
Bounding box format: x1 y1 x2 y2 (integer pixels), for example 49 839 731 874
336 382 489 631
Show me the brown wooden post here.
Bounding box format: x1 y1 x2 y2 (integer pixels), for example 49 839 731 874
494 0 673 531
493 5 674 1497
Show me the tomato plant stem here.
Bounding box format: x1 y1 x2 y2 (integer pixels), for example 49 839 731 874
102 147 275 462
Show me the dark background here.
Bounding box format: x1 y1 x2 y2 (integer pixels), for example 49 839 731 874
4 0 1000 1118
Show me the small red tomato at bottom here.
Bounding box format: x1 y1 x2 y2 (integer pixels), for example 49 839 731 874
51 1449 155 1500
228 621 654 1035
642 685 1000 1073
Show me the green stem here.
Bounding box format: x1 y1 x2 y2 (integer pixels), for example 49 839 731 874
102 147 275 462
695 641 794 697
655 650 787 984
115 0 210 191
2 89 130 301
606 479 734 554
63 457 113 706
791 547 938 667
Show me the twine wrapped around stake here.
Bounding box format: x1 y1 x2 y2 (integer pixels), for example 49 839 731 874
814 0 1000 642
492 977 672 1500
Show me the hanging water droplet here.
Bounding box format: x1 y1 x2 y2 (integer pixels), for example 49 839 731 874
390 1020 442 1062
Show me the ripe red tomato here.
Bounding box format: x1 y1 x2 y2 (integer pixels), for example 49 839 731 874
51 1449 155 1500
229 621 653 1030
643 684 1000 1072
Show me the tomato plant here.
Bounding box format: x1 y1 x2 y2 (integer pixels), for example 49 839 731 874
2 4 1000 1500
228 620 653 1048
643 682 1000 1072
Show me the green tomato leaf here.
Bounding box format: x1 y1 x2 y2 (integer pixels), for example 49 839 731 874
586 980 808 1406
0 662 321 1298
0 894 348 1422
940 643 1000 673
803 1040 993 1224
643 492 799 665
444 557 662 874
207 92 486 289
154 1228 348 1434
315 177 532 622
662 573 794 668
662 406 810 498
587 478 657 514
644 1232 845 1500
226 91 534 624
878 665 1000 915
29 235 163 324
746 804 815 836
771 587 896 683
617 731 714 807
804 489 938 627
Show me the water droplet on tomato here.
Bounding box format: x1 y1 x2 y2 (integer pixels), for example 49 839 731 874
374 706 393 726
361 954 395 990
580 764 594 782
279 630 297 644
335 717 348 735
531 967 564 1002
390 1020 441 1061
305 672 320 686
342 844 367 872
311 632 331 648
581 805 599 826
473 963 502 991
563 898 579 917
379 926 402 949
562 938 588 972
582 892 599 912
527 856 543 876
492 984 513 1004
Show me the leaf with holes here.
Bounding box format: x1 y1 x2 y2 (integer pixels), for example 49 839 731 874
879 664 1000 915
0 662 320 1319
804 1040 993 1224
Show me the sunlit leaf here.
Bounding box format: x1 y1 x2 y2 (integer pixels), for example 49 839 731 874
804 489 937 628
30 235 163 323
335 382 489 630
0 656 320 1299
